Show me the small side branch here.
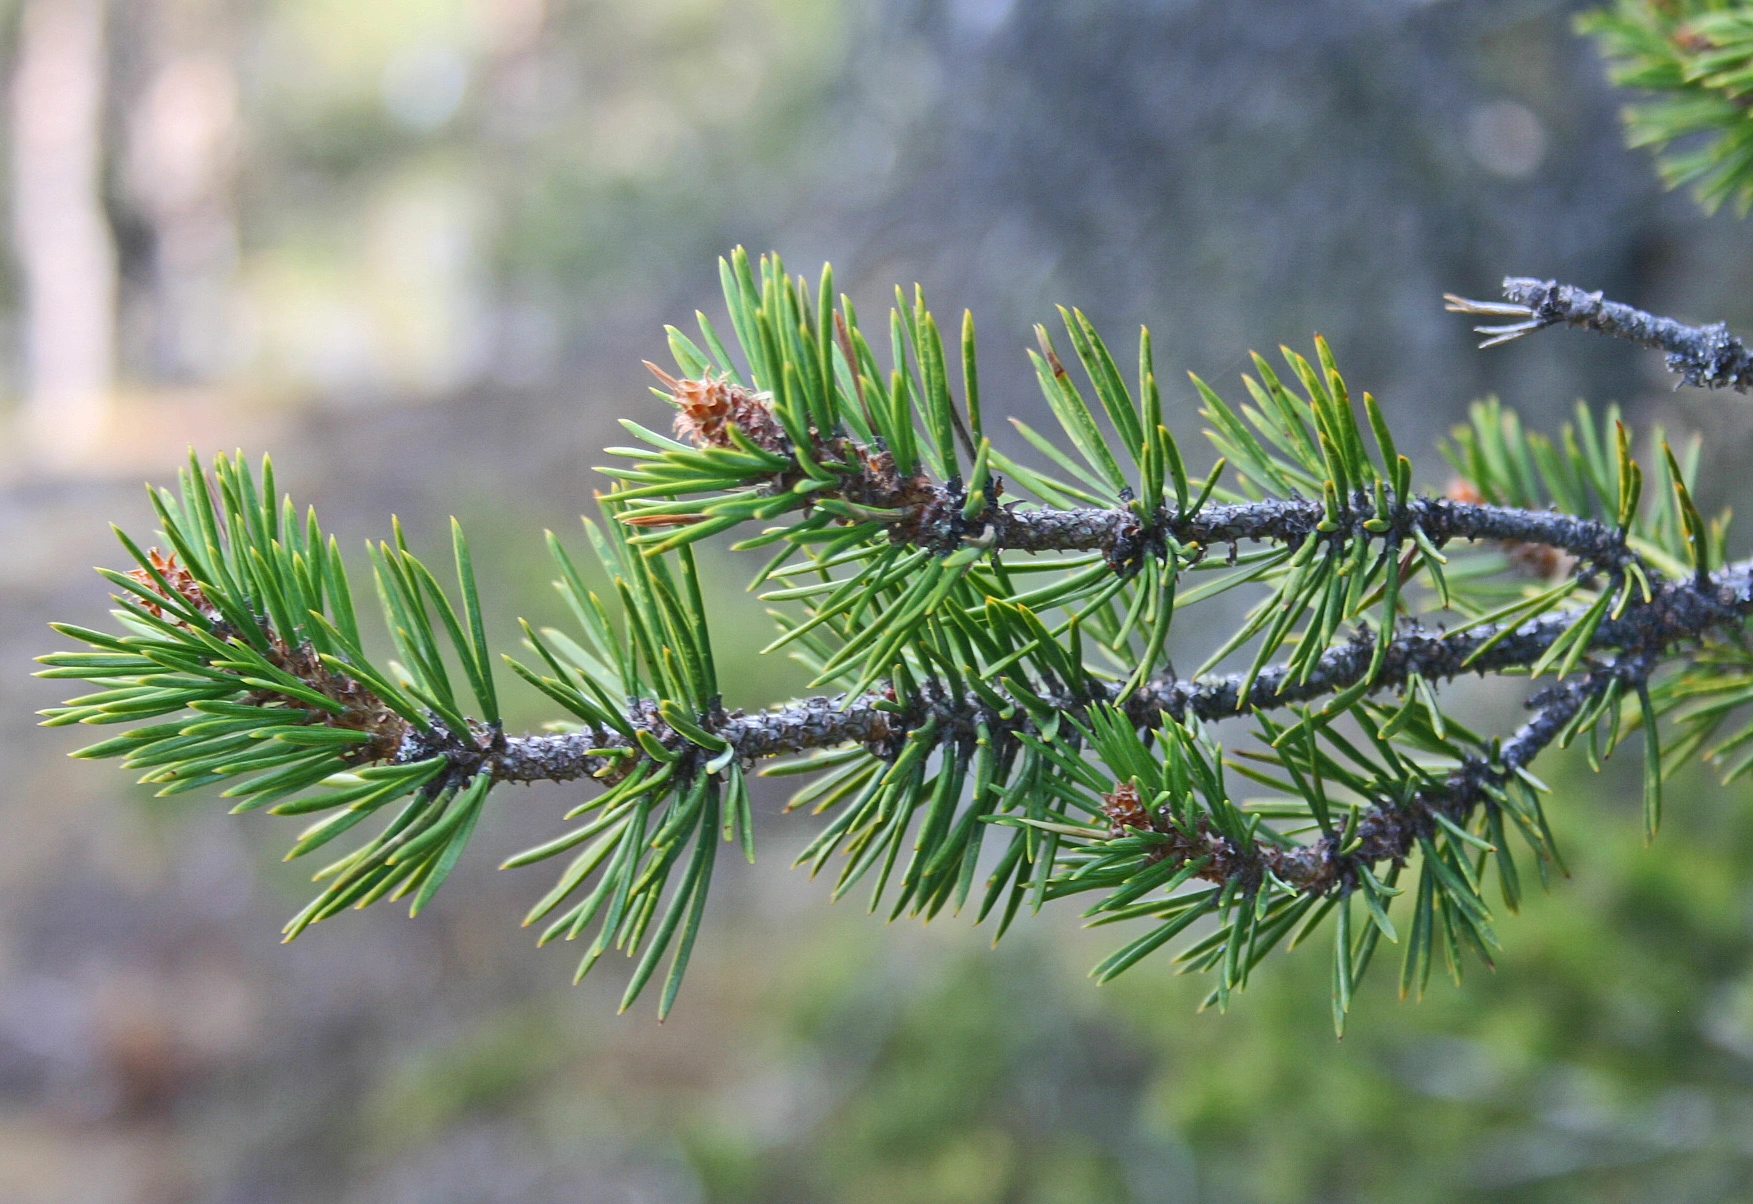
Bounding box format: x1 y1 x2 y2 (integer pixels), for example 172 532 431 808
1447 278 1753 391
1142 661 1621 898
1249 654 1637 898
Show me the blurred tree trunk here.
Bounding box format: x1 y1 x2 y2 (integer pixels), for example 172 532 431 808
11 0 117 464
123 0 239 386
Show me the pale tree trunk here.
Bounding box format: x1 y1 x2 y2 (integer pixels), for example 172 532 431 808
124 0 239 385
12 0 117 465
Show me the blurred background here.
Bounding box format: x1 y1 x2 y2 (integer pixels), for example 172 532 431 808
9 0 1753 1199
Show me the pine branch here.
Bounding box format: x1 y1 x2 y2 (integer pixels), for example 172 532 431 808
478 546 1749 788
37 249 1753 1023
828 491 1638 570
1446 278 1753 391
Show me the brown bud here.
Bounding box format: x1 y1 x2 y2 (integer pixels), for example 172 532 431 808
1101 781 1152 839
125 549 219 626
646 363 789 454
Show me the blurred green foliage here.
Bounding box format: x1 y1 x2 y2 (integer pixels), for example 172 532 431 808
1582 1 1753 216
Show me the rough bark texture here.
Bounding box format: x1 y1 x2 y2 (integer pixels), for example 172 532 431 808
1449 278 1753 391
976 495 1633 572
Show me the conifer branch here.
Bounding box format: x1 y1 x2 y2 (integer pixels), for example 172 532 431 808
1446 278 1753 391
478 547 1749 788
807 491 1639 570
37 248 1753 1024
